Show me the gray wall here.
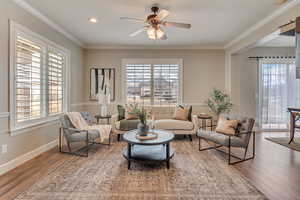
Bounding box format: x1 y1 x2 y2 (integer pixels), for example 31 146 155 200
231 47 295 119
0 0 84 165
83 49 226 105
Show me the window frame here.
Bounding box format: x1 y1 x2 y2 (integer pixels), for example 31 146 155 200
9 21 70 134
122 58 183 106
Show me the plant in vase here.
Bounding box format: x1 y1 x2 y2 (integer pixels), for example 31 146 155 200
128 104 149 136
206 88 233 119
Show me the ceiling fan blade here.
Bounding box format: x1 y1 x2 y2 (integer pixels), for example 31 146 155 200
277 0 288 5
155 9 170 21
163 21 191 29
160 34 168 40
129 27 147 37
120 17 145 23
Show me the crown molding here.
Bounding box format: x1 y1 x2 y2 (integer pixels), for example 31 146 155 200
13 0 84 47
224 0 300 49
253 30 281 48
85 45 225 50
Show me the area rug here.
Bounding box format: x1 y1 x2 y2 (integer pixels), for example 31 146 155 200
15 140 267 200
266 137 300 152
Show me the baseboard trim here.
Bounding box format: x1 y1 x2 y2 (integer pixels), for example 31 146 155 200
0 139 58 176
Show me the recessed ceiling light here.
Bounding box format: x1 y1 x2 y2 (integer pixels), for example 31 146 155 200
89 18 98 23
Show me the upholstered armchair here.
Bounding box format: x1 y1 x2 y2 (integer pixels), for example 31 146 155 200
197 114 255 165
59 112 104 157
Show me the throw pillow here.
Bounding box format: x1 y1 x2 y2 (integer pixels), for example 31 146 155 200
178 105 192 121
215 117 239 135
117 105 125 121
125 105 138 120
188 106 192 121
173 106 188 121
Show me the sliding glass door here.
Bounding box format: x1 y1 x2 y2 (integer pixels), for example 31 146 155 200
258 58 300 131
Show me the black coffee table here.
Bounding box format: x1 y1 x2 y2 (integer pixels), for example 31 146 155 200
122 129 175 169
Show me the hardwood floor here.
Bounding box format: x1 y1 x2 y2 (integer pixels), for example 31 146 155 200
0 132 300 200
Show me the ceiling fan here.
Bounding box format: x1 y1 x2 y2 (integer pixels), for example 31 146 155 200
120 6 192 40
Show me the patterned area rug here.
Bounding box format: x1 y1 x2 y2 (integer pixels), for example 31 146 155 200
266 137 300 152
16 140 266 200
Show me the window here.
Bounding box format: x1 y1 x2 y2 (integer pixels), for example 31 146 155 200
10 21 70 132
258 58 300 130
122 59 183 105
48 48 64 115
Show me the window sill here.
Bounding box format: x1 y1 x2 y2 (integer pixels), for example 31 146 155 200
10 115 61 136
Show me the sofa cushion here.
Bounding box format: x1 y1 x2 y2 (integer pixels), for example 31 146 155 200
153 119 194 130
116 119 140 131
197 130 247 148
117 105 125 121
125 105 139 120
173 106 188 121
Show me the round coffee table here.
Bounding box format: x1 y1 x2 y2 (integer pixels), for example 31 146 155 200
122 129 175 169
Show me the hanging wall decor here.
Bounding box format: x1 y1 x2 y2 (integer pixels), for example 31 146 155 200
90 68 115 101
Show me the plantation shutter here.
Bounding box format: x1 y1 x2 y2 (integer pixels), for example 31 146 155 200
48 48 64 115
153 64 179 105
125 64 152 105
15 35 44 122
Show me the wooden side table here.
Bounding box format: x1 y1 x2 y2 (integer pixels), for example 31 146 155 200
197 114 214 131
95 115 111 124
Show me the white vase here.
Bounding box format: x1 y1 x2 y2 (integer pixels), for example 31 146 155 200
101 104 108 116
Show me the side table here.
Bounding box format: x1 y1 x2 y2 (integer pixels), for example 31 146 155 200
95 114 111 124
197 114 214 131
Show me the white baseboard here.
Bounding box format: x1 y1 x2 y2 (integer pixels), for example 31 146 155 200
0 139 58 176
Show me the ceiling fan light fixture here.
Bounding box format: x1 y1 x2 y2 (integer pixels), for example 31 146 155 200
89 17 98 23
156 28 165 39
147 27 156 39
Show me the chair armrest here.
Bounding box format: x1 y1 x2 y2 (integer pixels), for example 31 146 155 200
111 114 119 131
61 127 88 136
62 127 81 133
238 131 254 135
192 115 199 131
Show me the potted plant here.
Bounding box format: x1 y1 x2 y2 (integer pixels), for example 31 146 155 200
129 104 149 136
206 88 233 118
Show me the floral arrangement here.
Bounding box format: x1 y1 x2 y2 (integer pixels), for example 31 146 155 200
128 104 149 125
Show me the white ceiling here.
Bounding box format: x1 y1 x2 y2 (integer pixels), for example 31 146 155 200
260 35 295 47
23 0 282 48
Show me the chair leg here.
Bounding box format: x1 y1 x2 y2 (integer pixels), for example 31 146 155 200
228 132 255 165
228 137 231 165
199 137 222 151
188 134 193 141
59 127 62 153
86 131 89 157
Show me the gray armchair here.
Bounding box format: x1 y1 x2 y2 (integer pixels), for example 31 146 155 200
197 114 255 165
59 112 104 157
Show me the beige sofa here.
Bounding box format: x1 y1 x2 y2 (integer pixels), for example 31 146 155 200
111 106 199 141
152 115 199 140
